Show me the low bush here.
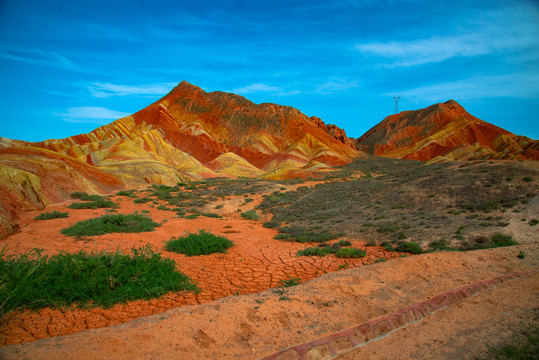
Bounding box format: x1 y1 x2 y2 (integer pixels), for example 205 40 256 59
278 277 301 287
395 242 423 254
34 211 69 220
297 246 334 257
490 233 518 247
335 248 366 258
263 221 280 228
241 210 259 220
0 246 197 319
61 213 159 236
133 197 152 204
165 230 234 256
202 212 222 218
68 197 117 209
276 226 339 243
116 190 138 198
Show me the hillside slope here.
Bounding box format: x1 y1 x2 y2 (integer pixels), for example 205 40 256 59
356 100 539 161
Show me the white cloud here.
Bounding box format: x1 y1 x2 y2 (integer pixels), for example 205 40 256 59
356 35 491 67
231 83 282 94
315 78 359 94
90 82 177 98
0 48 73 68
388 73 539 102
355 5 539 68
57 107 130 124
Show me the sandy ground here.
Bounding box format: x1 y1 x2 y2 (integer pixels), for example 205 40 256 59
1 243 537 360
0 186 400 345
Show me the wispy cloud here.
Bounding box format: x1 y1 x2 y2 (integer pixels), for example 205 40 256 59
355 5 539 68
89 82 177 98
231 83 282 94
315 78 359 94
0 48 74 68
57 107 130 124
356 35 491 67
388 72 539 102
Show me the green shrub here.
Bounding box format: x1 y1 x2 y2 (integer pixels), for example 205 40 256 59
278 277 301 287
0 246 197 319
133 197 152 204
116 190 137 198
337 240 352 247
461 201 501 212
522 176 534 182
241 210 259 221
68 197 117 209
429 239 458 252
61 213 159 236
165 230 234 256
202 212 222 218
395 242 423 254
185 213 200 219
263 221 280 228
529 219 538 226
34 211 69 220
335 248 366 258
297 246 334 257
490 233 518 247
277 226 339 243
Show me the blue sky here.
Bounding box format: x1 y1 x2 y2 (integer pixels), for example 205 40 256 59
1 0 538 142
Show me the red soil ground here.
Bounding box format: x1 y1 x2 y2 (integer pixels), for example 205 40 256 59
0 184 400 346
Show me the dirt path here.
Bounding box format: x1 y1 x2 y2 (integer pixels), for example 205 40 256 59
1 243 537 359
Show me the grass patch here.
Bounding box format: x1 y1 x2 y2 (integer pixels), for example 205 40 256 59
0 246 197 319
278 277 301 287
165 230 234 256
297 241 366 258
276 226 339 243
394 242 423 254
263 221 280 228
297 246 335 257
241 210 259 220
335 248 366 258
68 196 117 209
115 190 138 198
133 197 152 204
61 213 159 236
202 212 222 218
490 233 518 247
34 211 69 221
486 323 538 359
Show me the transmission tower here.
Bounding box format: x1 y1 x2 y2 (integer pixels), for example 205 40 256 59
393 96 400 114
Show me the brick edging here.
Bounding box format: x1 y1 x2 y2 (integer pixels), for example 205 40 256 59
259 271 535 360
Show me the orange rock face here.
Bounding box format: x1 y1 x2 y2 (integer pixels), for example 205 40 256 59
0 81 359 237
356 100 539 161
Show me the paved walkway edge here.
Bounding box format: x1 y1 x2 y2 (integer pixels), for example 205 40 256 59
258 271 535 360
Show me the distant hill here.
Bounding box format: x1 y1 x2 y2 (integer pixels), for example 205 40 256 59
355 100 539 161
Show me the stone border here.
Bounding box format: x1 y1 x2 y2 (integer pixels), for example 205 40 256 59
259 271 534 360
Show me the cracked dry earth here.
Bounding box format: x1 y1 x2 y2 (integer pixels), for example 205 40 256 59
1 244 537 360
0 186 401 346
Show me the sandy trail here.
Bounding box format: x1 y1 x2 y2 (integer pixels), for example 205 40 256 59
1 243 537 360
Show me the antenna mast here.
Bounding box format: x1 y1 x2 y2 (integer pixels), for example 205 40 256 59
393 96 400 114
